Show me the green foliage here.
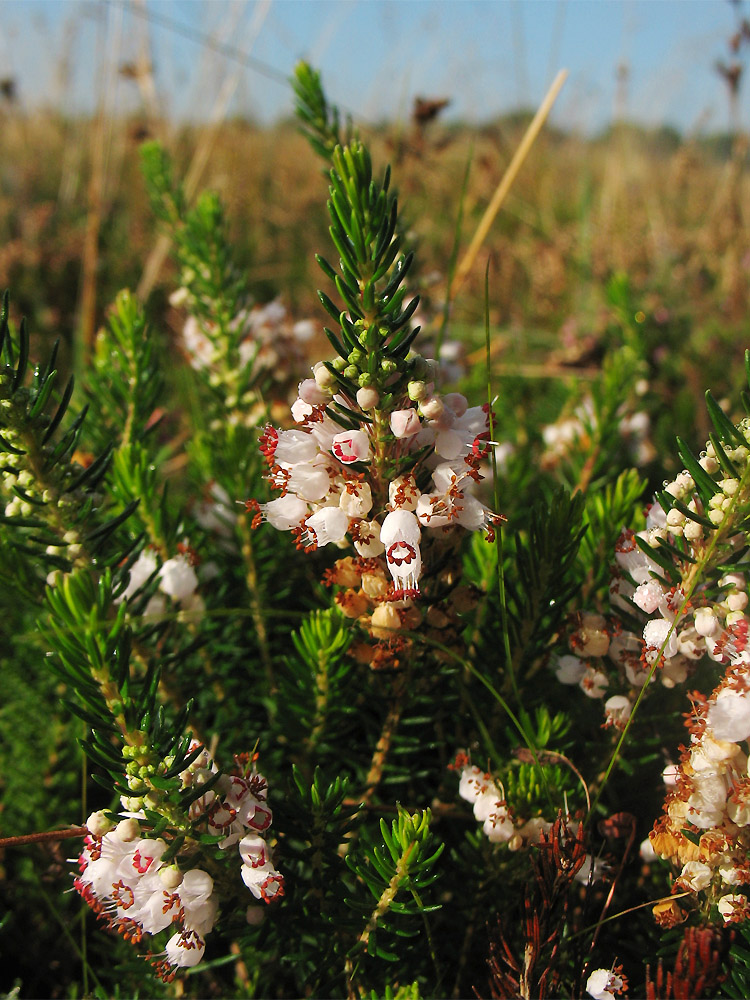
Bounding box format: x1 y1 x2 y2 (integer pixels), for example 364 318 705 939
345 807 443 987
292 62 355 165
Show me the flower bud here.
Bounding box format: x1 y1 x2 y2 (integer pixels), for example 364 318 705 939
419 395 445 420
694 607 719 636
314 362 337 388
160 865 184 889
356 387 380 410
86 811 114 838
115 818 141 842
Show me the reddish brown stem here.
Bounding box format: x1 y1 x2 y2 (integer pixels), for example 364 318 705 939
0 826 87 849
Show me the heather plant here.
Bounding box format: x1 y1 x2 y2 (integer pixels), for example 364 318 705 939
5 62 750 1000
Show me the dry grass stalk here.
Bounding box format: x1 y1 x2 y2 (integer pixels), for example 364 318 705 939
449 68 568 302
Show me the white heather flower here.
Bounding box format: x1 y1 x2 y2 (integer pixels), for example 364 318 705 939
604 695 632 729
660 655 690 688
643 618 678 660
380 509 422 596
615 529 662 584
473 786 503 823
339 481 373 518
707 686 750 742
118 550 158 603
554 654 586 685
419 395 445 421
640 837 658 862
261 494 309 531
298 378 329 406
291 398 314 422
695 607 720 637
678 860 713 891
633 580 664 614
662 763 679 786
389 474 421 511
458 764 486 803
353 520 385 557
165 929 206 968
718 893 750 923
305 507 349 548
275 428 319 465
286 462 331 502
390 408 422 438
178 869 219 937
571 612 610 657
483 810 515 843
331 430 371 464
416 464 494 533
159 555 199 601
370 603 402 639
579 666 609 699
586 968 625 1000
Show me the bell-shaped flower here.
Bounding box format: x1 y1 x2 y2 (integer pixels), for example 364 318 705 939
554 654 586 685
390 408 422 438
677 860 713 891
331 430 371 465
261 494 308 531
305 507 349 548
274 428 319 465
380 509 422 596
339 481 373 518
118 550 158 603
165 929 206 968
353 519 385 557
708 684 750 743
579 666 609 699
483 809 515 843
159 555 199 601
643 618 679 662
286 462 331 502
389 474 421 511
604 695 632 729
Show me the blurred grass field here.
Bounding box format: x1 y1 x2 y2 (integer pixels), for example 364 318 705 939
1 100 749 475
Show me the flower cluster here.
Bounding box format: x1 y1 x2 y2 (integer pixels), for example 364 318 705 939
75 747 283 979
74 815 220 979
175 294 316 423
541 392 653 470
649 674 750 925
553 487 750 729
452 753 552 850
251 364 500 618
181 745 284 907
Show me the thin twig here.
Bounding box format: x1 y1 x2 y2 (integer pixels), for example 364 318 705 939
0 827 87 849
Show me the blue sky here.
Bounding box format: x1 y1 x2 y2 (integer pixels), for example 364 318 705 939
0 1 745 133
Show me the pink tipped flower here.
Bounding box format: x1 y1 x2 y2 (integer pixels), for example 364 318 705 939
331 430 371 464
390 408 422 439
